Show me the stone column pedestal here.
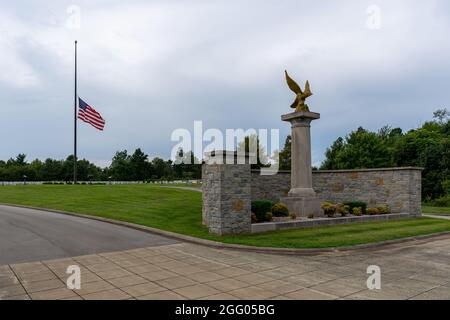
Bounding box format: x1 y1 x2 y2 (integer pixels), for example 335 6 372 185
202 151 253 235
280 111 323 217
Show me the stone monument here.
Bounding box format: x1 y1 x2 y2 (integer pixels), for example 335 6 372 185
202 150 254 235
280 71 322 217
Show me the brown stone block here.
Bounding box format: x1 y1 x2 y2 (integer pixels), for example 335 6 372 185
395 200 404 210
332 183 344 192
232 200 244 212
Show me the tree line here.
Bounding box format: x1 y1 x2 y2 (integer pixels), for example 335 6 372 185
2 110 448 201
0 148 201 182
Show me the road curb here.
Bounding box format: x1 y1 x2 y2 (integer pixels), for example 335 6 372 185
2 203 450 256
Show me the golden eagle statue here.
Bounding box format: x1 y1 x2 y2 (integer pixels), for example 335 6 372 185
285 70 312 112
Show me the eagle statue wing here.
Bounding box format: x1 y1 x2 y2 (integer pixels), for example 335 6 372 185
285 70 302 94
304 80 312 96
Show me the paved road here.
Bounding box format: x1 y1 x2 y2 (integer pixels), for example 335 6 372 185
423 214 450 220
0 205 177 265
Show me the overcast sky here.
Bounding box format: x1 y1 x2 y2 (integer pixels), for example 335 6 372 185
1 0 449 167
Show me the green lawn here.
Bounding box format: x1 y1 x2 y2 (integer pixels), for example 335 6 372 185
421 205 450 215
1 185 450 249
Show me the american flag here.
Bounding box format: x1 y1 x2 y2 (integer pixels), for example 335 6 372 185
78 97 105 131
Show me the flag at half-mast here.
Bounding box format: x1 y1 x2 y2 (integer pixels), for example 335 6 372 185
78 97 105 131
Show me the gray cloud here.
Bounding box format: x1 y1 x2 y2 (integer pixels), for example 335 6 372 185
0 0 449 167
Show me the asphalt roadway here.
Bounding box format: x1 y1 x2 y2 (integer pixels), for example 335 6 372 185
0 205 177 265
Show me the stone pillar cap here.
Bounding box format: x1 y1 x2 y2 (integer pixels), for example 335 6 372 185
204 150 256 165
281 111 320 122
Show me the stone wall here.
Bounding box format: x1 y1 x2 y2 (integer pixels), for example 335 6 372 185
202 166 422 235
251 167 422 214
250 171 291 203
202 163 252 235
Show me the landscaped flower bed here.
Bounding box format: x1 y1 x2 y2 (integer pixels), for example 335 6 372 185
251 200 295 223
251 199 393 224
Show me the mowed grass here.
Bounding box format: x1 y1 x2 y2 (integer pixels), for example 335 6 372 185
0 184 204 236
1 185 450 248
422 205 450 215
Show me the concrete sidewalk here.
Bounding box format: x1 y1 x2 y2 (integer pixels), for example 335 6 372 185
1 236 450 300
